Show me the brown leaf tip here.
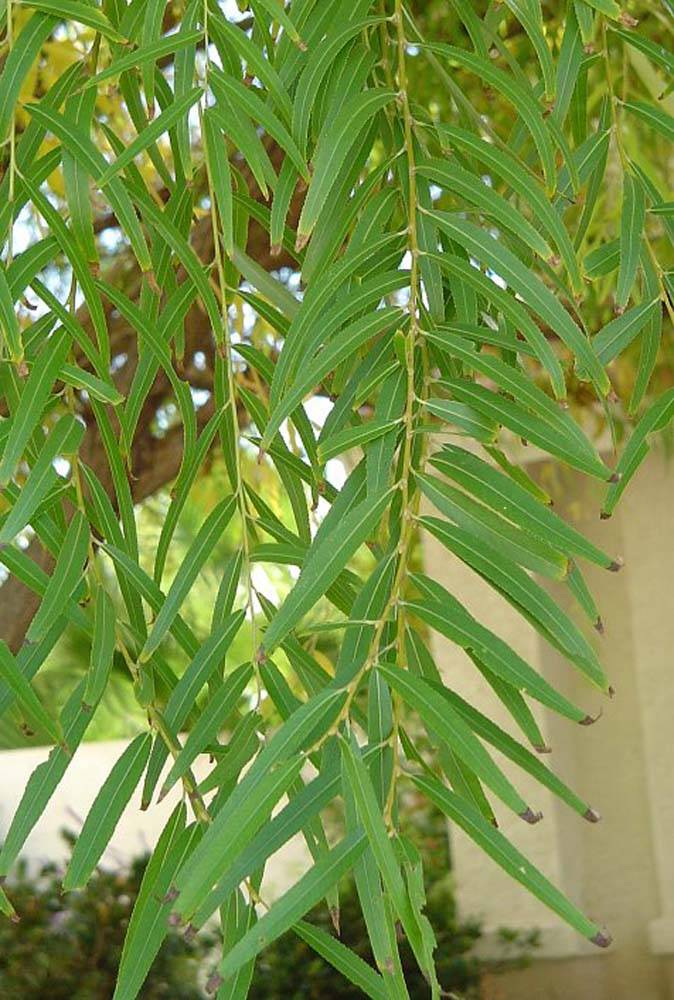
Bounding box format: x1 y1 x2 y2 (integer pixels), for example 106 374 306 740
206 973 223 995
594 617 605 635
600 510 611 520
590 929 612 948
608 557 624 572
534 744 552 754
607 471 622 484
580 708 602 726
520 807 543 825
584 807 601 823
255 645 268 665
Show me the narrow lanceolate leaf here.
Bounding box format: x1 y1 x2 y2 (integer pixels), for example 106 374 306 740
434 685 600 821
296 90 397 246
0 266 22 362
293 921 388 1000
113 804 195 1000
417 161 552 260
430 214 610 396
86 32 203 88
623 101 674 142
416 471 568 580
378 663 535 819
0 681 100 875
159 661 253 799
210 69 308 181
143 610 246 807
172 689 346 924
172 755 305 921
0 12 56 141
603 388 674 517
216 832 367 982
340 739 439 992
406 572 593 717
26 511 90 644
423 44 557 191
419 515 605 688
0 641 62 745
318 417 403 464
98 88 204 185
63 734 152 891
139 497 236 662
616 173 646 311
23 1 126 41
84 587 117 710
261 489 393 653
430 445 619 571
0 414 84 544
203 107 234 256
0 331 71 486
412 774 610 947
264 307 404 446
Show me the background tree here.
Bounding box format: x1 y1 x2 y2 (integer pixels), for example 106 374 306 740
0 0 671 997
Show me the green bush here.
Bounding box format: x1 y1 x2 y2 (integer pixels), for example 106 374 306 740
0 836 215 1000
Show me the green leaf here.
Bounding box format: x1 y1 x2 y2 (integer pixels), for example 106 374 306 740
406 572 593 717
0 680 100 875
216 831 367 983
623 100 674 142
603 388 674 516
22 1 126 41
0 640 62 745
26 510 90 644
437 125 582 291
0 12 56 142
0 265 22 362
98 87 203 186
616 172 646 311
114 804 197 1000
430 214 610 396
0 330 71 487
318 417 403 464
0 413 83 544
418 160 552 260
210 69 308 181
261 489 393 653
412 773 610 946
204 106 234 256
293 920 388 1000
430 444 618 570
297 90 397 246
416 471 568 580
378 663 534 818
84 586 117 710
159 661 253 799
424 44 557 192
63 733 152 891
264 307 404 446
173 688 346 923
340 738 439 989
139 496 236 662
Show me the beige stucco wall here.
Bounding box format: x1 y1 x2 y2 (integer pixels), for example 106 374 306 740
424 448 674 999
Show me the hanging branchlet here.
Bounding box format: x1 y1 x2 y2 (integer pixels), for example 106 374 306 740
1 0 672 988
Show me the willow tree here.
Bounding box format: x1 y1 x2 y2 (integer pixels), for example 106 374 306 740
0 0 672 996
